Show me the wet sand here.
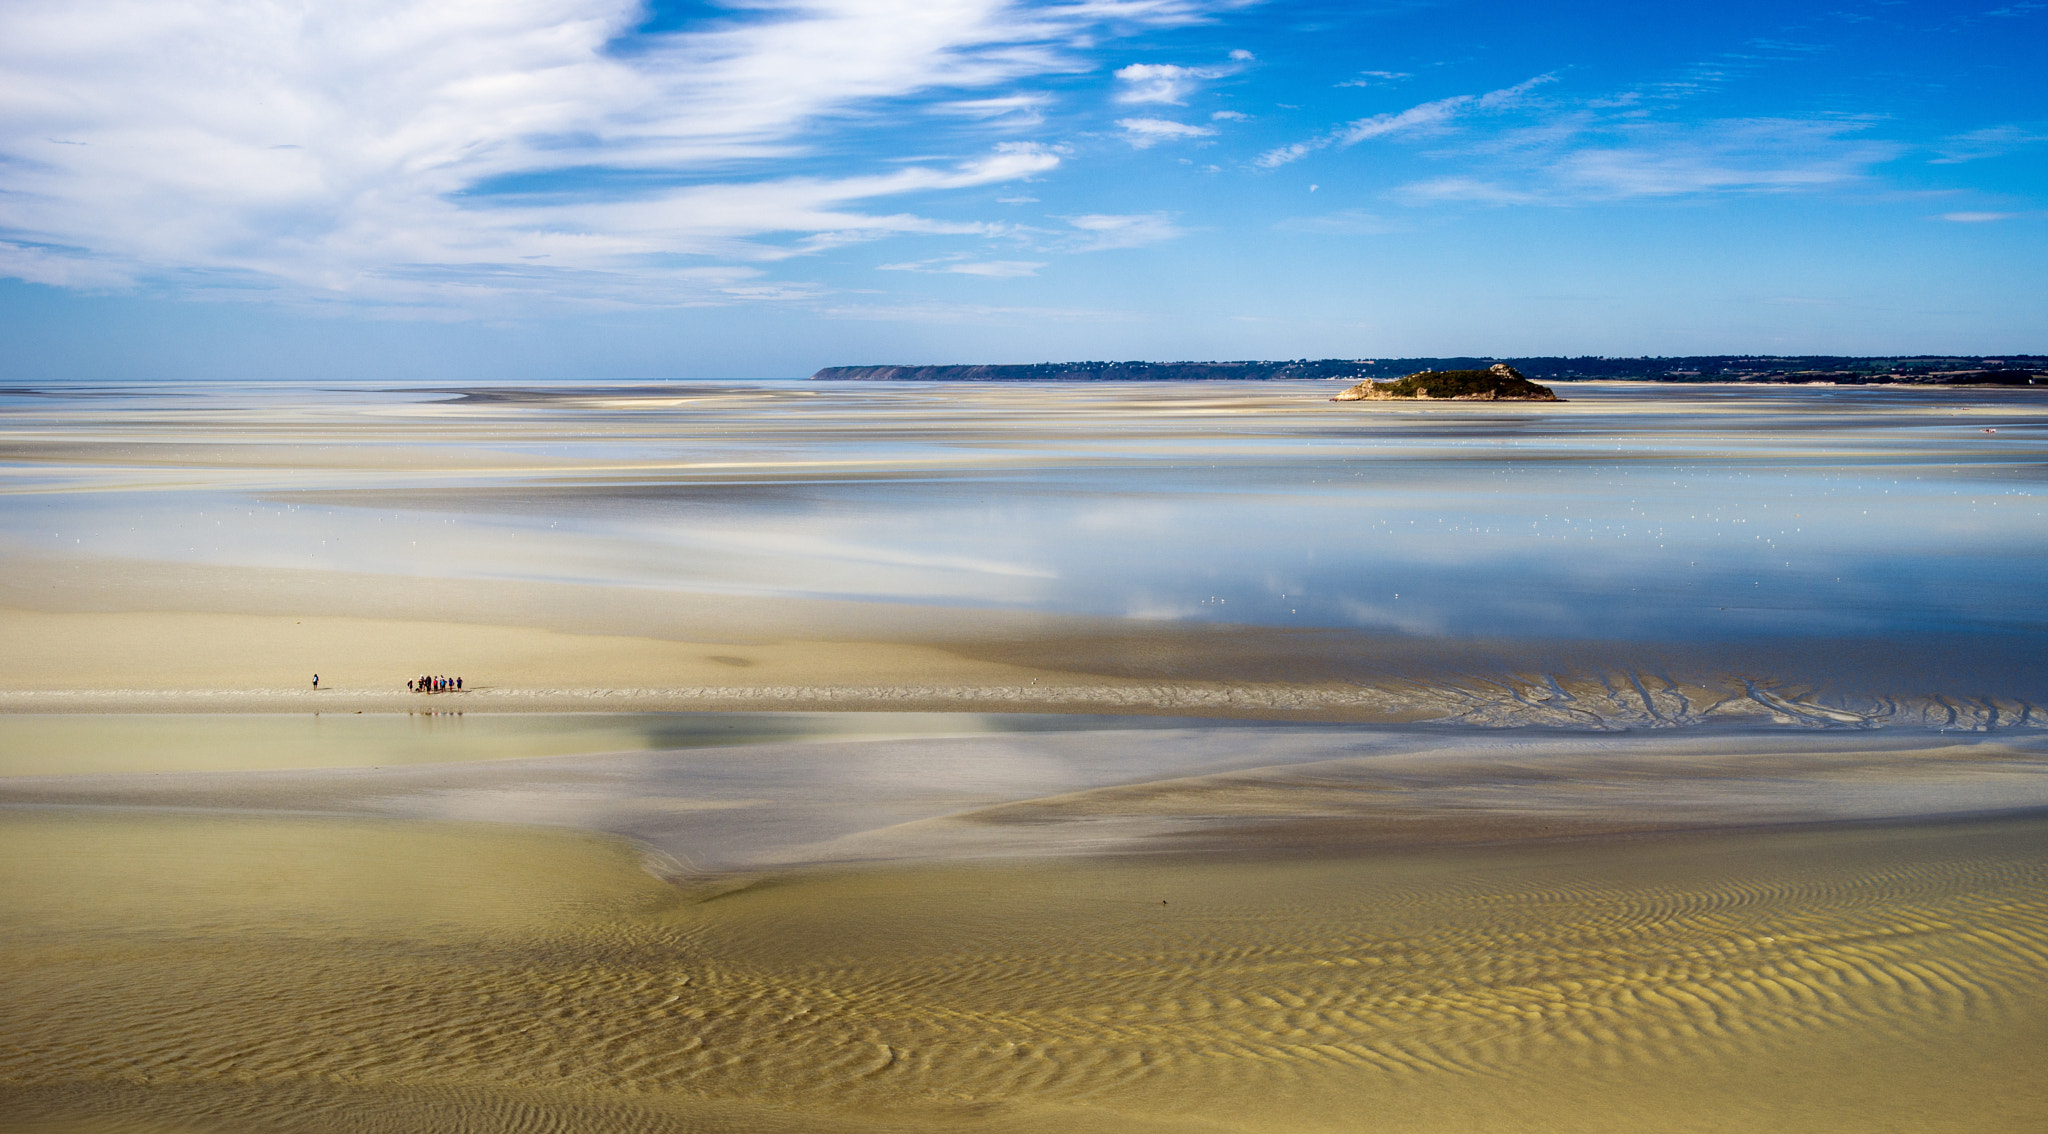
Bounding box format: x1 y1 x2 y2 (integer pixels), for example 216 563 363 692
5 719 2047 873
3 581 2041 729
3 809 2045 1133
7 714 2046 1130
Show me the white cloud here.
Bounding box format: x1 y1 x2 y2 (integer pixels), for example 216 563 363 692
878 256 1047 276
1257 75 1555 168
1115 63 1212 105
1116 117 1217 147
1939 211 2020 223
1211 110 1250 121
1112 53 1249 105
0 0 1230 308
1061 212 1184 250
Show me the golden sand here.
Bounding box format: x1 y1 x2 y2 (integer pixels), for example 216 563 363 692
0 607 1049 699
3 810 2044 1133
2 596 2037 730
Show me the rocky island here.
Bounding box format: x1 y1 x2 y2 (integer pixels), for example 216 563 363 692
1331 363 1563 402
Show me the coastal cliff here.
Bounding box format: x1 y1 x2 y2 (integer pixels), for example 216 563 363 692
1332 364 1563 402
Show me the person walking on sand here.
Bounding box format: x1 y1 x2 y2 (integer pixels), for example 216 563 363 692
456 677 462 691
312 674 319 689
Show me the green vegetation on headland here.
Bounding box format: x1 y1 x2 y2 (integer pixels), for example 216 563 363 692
1332 364 1562 402
812 355 2048 385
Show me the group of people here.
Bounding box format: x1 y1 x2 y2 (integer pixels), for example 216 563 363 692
410 675 463 693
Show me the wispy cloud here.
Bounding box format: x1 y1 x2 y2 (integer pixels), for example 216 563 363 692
1930 123 2048 163
1938 211 2021 222
1273 210 1400 235
1117 117 1217 147
1061 212 1185 250
933 94 1053 127
1336 70 1410 88
1395 117 1901 204
878 256 1048 276
1256 76 1555 168
0 0 1234 308
819 299 1132 323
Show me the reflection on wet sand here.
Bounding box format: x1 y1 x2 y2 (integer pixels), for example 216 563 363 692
3 721 2047 874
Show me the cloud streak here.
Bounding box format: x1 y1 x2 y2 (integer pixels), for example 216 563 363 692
1257 76 1556 168
1930 123 2048 164
878 255 1048 276
1060 212 1185 250
1396 117 1902 204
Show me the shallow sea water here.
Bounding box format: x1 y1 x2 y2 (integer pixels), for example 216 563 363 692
5 379 2045 642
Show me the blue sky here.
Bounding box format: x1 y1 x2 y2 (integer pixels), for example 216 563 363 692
1 0 2042 380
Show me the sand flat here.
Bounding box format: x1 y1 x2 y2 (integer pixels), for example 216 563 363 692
2 809 2044 1133
6 379 2047 1130
0 606 1059 700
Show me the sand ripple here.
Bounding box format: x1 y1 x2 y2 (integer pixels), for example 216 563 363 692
4 814 2046 1132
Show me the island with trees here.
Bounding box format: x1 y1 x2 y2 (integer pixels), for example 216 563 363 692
1331 363 1562 402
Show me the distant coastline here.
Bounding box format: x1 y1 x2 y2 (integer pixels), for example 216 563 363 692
813 356 2048 385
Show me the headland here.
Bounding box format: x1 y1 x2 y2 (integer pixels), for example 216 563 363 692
813 354 2048 384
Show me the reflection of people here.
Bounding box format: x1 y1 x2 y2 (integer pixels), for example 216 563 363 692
312 674 319 689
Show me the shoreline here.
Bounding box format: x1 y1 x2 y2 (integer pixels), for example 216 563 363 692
0 683 1433 720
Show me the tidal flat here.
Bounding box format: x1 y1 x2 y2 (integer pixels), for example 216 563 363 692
3 378 2046 1131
